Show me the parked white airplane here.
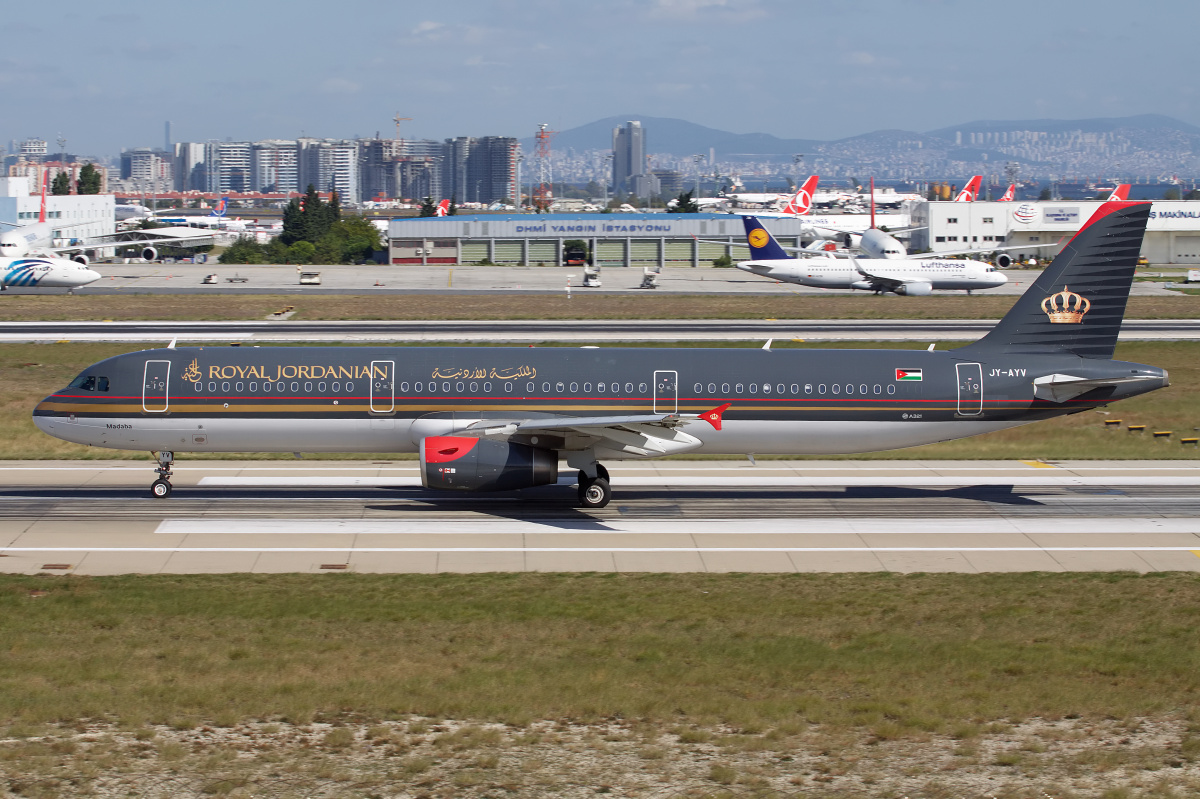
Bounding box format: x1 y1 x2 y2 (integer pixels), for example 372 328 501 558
0 256 100 291
735 215 1007 295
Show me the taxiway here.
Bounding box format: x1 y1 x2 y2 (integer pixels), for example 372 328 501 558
1 460 1197 575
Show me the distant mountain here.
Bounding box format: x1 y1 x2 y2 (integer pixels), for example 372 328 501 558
521 115 822 158
925 114 1200 139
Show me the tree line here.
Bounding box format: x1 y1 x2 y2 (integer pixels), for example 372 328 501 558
219 185 382 265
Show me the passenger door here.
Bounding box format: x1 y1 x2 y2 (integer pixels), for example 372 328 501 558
142 360 171 413
956 362 983 416
653 370 677 414
370 360 395 413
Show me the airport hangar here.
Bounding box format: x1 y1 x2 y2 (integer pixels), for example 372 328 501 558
913 199 1200 264
0 177 115 242
387 212 906 268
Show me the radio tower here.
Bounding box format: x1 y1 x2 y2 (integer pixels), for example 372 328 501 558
533 123 556 212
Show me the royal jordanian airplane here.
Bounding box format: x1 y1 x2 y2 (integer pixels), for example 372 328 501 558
735 215 1007 295
33 201 1165 508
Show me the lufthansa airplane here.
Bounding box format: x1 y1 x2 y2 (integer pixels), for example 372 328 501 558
34 201 1166 508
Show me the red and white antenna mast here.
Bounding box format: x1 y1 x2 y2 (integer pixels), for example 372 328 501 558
533 123 556 212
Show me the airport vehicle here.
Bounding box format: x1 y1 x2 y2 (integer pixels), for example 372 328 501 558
33 201 1164 508
735 215 1007 294
0 256 101 290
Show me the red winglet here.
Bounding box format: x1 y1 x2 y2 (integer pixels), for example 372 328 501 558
699 403 731 431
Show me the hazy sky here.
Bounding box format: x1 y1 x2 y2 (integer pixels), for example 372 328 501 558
5 0 1197 158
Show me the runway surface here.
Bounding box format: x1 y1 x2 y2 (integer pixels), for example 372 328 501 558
1 460 1198 575
12 262 1183 296
4 318 1200 343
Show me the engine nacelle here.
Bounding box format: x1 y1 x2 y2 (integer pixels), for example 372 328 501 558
421 436 558 492
894 281 933 296
71 253 90 267
141 246 157 262
995 253 1013 269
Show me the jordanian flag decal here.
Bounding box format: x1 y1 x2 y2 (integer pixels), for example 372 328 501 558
895 368 923 381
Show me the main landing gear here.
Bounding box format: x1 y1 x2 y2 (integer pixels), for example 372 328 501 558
577 463 611 509
151 451 174 498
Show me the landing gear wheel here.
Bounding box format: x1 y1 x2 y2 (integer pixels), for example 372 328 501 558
578 477 611 509
596 463 610 482
151 478 172 498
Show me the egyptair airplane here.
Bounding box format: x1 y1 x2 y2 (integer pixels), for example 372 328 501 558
0 256 101 291
33 201 1165 508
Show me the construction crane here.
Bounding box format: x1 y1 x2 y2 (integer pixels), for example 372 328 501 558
393 114 413 153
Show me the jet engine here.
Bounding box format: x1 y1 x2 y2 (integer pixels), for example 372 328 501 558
420 436 558 492
893 281 933 296
140 246 157 262
71 253 90 267
995 253 1013 269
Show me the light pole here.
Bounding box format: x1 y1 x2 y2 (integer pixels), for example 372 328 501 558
792 153 804 188
692 154 704 198
602 152 613 207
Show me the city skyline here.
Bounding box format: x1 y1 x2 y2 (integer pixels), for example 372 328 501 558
3 0 1198 158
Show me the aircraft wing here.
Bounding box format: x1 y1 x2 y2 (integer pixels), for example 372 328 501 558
50 227 220 253
906 240 1057 260
848 257 909 292
450 404 732 457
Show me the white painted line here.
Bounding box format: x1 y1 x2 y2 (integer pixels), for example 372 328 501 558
197 475 1200 487
3 546 1200 553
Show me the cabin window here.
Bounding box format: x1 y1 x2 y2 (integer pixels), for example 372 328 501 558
708 382 716 394
236 382 243 392
249 382 258 393
319 382 327 392
694 383 703 393
804 384 812 394
570 382 578 393
762 383 771 394
860 384 868 394
887 385 896 395
735 383 743 393
263 382 272 393
399 382 409 392
777 384 785 395
556 382 565 393
346 382 354 393
612 383 620 396
721 383 730 393
505 382 513 392
832 384 840 394
304 382 313 393
483 381 491 393
527 381 535 392
208 382 217 393
195 382 203 393
273 382 283 392
583 382 592 393
221 382 230 392
289 382 298 392
542 382 550 393
790 384 799 394
749 383 757 394
441 382 450 393
470 381 478 392
456 382 465 393
873 384 881 394
818 384 826 394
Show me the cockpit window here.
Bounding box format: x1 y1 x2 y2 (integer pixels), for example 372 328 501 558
68 374 109 392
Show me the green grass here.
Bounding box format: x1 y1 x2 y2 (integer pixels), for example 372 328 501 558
2 573 1200 733
4 340 1197 460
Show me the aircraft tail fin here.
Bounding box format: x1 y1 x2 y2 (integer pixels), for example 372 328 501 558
998 183 1016 201
435 199 450 217
959 201 1151 360
39 168 47 224
741 216 792 261
1107 184 1131 201
209 197 227 218
780 175 818 215
953 175 982 202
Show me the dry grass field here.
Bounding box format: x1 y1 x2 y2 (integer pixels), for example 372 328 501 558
2 572 1199 797
2 340 1195 461
0 292 1195 321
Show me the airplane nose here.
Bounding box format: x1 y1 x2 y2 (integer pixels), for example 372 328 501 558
83 269 102 284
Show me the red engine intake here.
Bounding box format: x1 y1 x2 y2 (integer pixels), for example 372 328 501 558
420 436 558 492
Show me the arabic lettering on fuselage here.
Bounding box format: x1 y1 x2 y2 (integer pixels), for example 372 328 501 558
432 365 537 380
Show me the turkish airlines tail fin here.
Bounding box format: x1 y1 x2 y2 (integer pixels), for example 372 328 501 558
435 199 450 217
39 168 47 224
1107 184 1131 201
962 201 1151 360
953 175 982 202
998 184 1016 202
780 175 819 215
741 216 792 261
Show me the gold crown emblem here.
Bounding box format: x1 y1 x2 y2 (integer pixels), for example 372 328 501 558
1040 285 1091 324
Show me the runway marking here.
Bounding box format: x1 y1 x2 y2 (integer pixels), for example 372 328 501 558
1020 460 1057 468
3 547 1200 553
196 476 1200 487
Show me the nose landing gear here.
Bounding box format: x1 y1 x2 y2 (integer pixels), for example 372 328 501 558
151 451 174 498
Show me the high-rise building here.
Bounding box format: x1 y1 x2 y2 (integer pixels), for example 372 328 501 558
298 139 359 204
173 142 205 191
612 121 645 196
119 148 173 188
440 136 518 205
252 140 299 194
204 141 253 194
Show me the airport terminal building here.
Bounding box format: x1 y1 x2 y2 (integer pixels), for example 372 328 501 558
386 212 907 268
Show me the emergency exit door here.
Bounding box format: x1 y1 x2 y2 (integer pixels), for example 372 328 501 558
653 370 677 414
956 362 983 416
370 360 395 413
142 360 170 413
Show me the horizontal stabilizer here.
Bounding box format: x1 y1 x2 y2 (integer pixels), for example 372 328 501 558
1032 373 1156 403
